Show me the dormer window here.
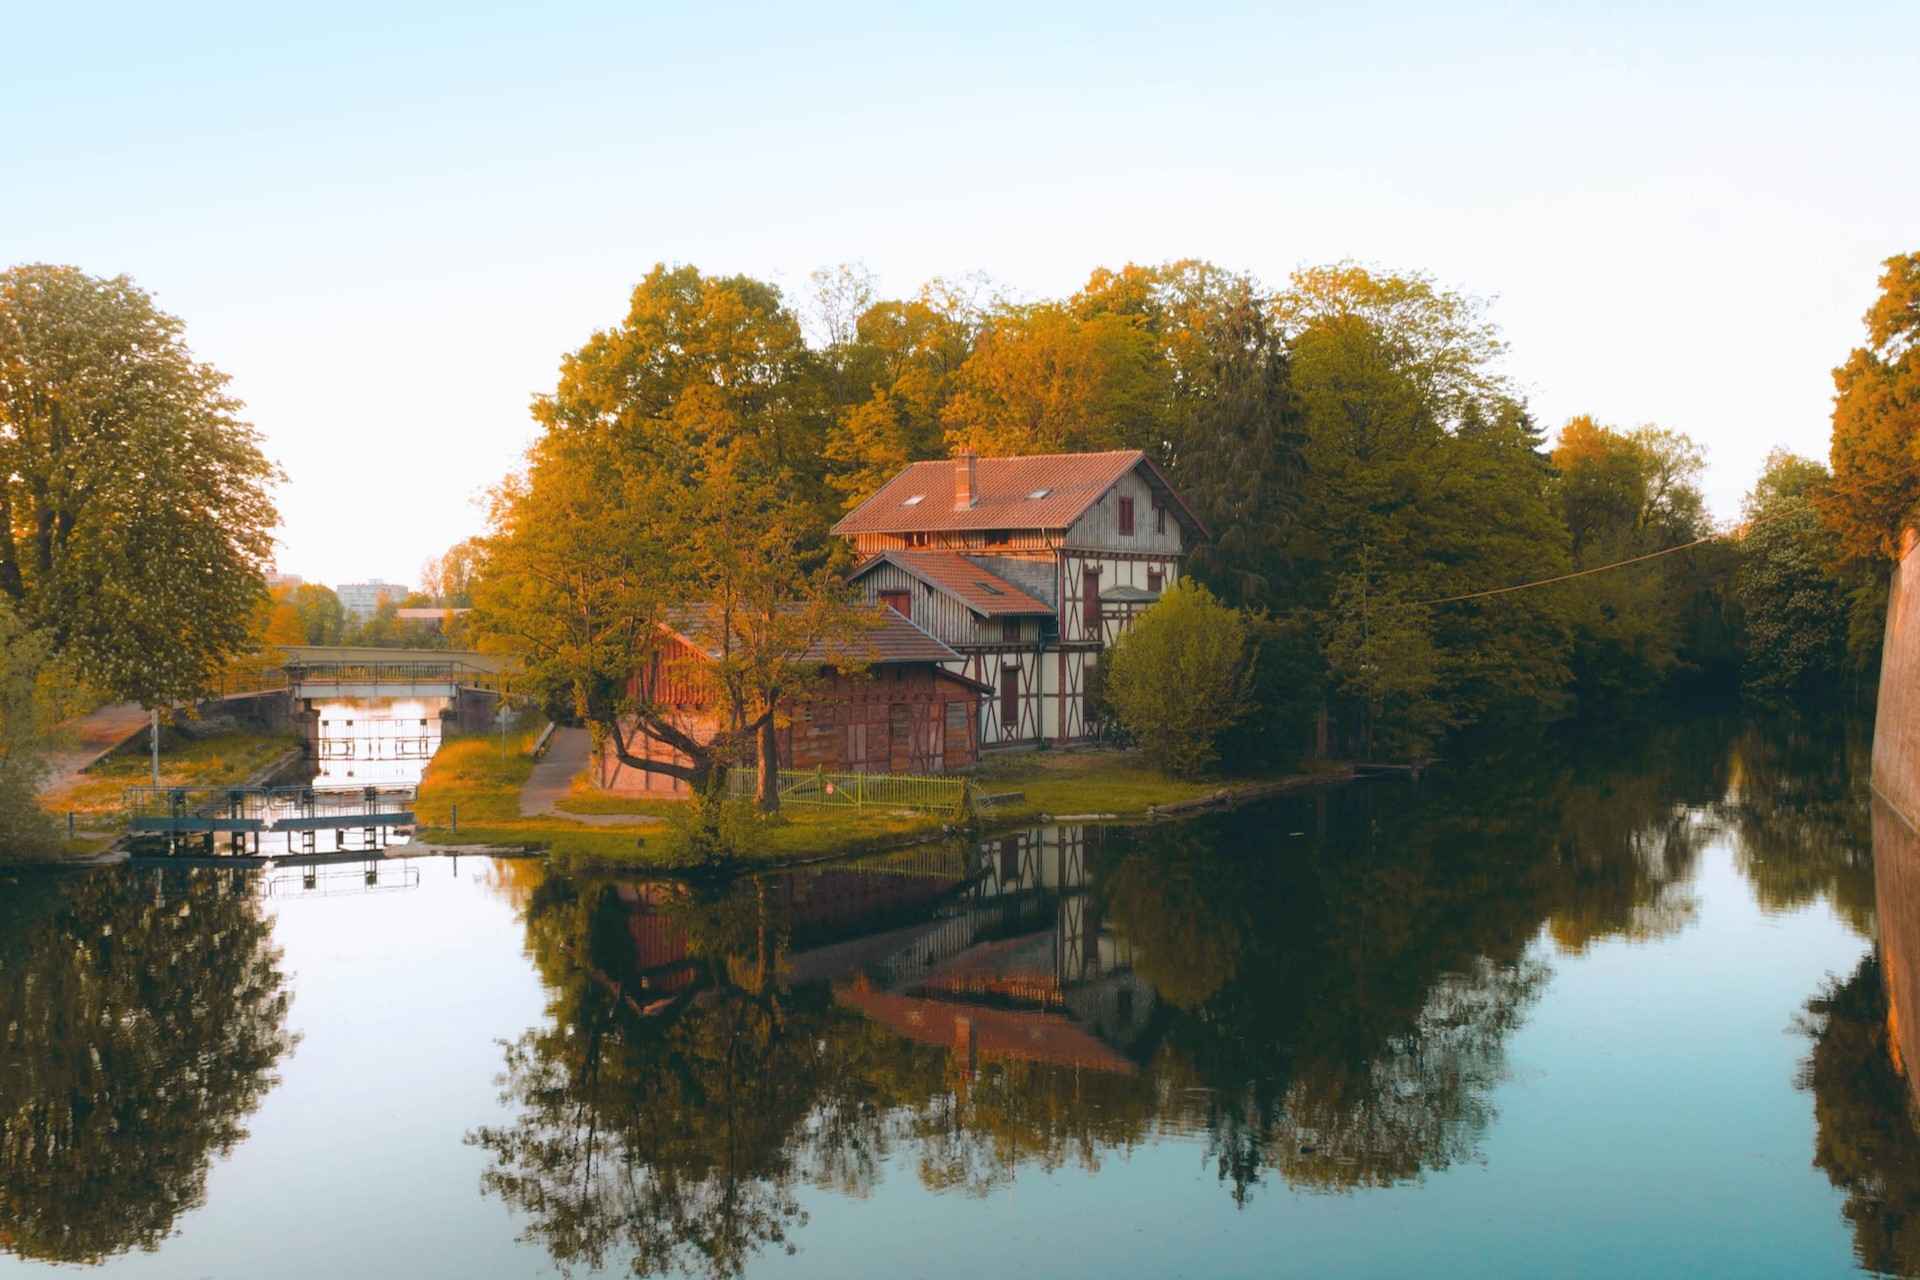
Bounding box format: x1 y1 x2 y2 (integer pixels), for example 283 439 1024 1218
1027 488 1051 500
901 494 925 507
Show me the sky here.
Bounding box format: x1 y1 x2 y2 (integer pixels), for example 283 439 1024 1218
5 1 1916 588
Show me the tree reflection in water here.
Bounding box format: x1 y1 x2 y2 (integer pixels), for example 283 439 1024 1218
473 713 1873 1277
1798 794 1920 1279
0 867 295 1264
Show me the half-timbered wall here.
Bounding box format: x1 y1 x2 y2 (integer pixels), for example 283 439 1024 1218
946 644 1046 746
1059 552 1182 644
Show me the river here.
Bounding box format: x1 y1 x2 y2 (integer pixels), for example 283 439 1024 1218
1 711 1910 1278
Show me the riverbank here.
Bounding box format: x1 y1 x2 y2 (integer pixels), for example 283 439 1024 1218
411 732 1346 870
11 728 307 866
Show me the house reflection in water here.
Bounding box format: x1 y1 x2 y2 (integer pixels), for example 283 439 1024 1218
609 825 1154 1075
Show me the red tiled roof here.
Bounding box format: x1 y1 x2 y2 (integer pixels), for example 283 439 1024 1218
662 603 963 667
832 450 1208 538
851 551 1054 617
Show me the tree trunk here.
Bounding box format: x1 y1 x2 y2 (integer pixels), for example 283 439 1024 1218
755 716 780 814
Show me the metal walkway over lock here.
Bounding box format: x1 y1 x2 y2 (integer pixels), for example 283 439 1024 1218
125 784 416 856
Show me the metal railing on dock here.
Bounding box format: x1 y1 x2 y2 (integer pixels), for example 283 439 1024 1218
726 766 969 813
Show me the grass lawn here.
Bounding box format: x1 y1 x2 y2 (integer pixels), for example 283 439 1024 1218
414 734 951 865
968 748 1337 822
410 732 660 857
43 730 303 819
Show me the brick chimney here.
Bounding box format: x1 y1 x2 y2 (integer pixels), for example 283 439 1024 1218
955 450 978 509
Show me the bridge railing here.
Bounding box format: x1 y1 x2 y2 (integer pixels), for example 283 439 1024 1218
123 783 415 828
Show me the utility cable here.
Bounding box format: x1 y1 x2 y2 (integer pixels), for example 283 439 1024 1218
1416 529 1738 607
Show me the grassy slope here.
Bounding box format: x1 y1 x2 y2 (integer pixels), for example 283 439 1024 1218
42 731 303 818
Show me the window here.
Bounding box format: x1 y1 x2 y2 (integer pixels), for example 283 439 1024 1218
1002 617 1021 642
976 580 1003 596
1118 496 1134 536
1147 568 1163 593
1027 488 1051 500
1001 665 1021 736
901 494 925 506
1082 566 1101 635
1154 503 1167 535
880 590 910 618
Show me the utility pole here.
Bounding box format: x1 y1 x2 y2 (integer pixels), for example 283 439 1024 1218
150 708 160 785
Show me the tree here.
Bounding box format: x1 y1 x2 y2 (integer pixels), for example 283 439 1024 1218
0 265 281 707
475 266 868 811
1735 451 1850 701
1321 551 1445 758
1074 261 1308 607
418 536 485 607
1101 580 1252 776
1276 265 1572 733
820 290 975 509
1821 252 1920 565
288 583 345 645
1548 417 1721 703
940 303 1164 455
0 600 57 857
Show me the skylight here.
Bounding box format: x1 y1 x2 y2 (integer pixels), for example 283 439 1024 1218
1027 488 1051 499
901 494 925 506
976 581 1004 596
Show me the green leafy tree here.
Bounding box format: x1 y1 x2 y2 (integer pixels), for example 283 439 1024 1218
1074 261 1308 607
1734 451 1851 701
0 265 281 707
1101 579 1252 776
0 600 57 858
1275 265 1573 733
288 584 345 645
1321 550 1445 758
1549 416 1722 703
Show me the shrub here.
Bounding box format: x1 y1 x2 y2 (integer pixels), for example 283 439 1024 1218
1102 580 1252 777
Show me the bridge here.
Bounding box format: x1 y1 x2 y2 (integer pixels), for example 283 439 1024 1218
216 646 515 700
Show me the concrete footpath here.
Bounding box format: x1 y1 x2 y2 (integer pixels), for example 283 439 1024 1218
517 726 662 827
39 702 151 798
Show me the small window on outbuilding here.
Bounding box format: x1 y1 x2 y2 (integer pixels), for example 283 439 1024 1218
1154 503 1167 535
1118 496 1135 536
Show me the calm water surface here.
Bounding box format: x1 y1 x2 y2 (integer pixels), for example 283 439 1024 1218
4 715 1914 1278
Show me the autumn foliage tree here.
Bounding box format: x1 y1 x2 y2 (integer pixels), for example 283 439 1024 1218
474 266 870 810
1821 252 1920 565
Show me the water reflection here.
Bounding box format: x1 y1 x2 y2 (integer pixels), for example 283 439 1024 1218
1797 798 1920 1278
474 714 1876 1277
0 711 1898 1277
0 868 295 1264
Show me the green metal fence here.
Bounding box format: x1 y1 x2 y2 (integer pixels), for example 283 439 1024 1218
727 766 969 813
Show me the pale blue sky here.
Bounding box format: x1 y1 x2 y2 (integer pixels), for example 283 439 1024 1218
5 2 1915 586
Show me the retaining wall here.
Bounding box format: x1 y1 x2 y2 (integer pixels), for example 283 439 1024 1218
1875 530 1920 827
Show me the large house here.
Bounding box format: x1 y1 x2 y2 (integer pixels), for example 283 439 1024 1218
834 449 1206 748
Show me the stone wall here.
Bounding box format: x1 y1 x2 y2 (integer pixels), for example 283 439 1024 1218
1875 529 1920 826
